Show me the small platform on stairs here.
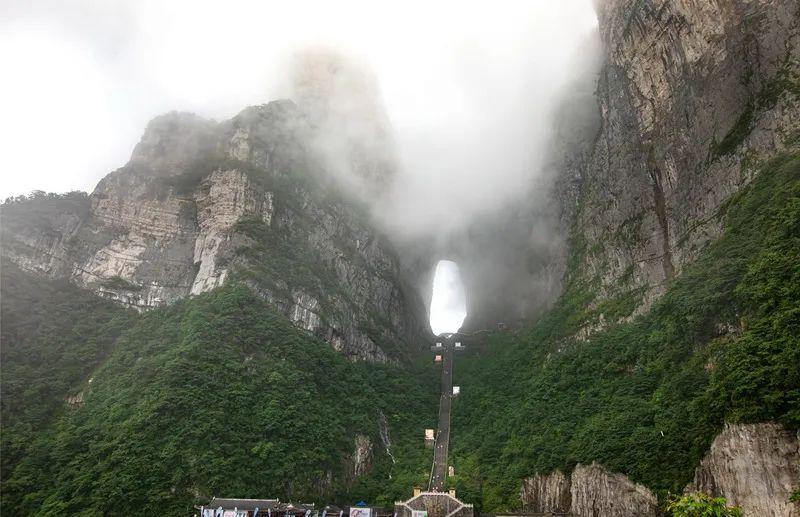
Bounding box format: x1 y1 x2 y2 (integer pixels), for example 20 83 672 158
395 491 474 517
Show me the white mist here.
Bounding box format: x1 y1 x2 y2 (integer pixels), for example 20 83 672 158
429 260 467 335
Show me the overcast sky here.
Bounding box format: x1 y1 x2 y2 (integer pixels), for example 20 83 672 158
1 1 599 333
0 0 597 200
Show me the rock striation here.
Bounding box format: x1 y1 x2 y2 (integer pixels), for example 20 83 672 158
521 463 658 517
514 2 800 513
521 423 800 516
557 0 800 332
417 0 800 334
352 434 374 479
687 422 800 517
520 469 571 514
1 101 429 362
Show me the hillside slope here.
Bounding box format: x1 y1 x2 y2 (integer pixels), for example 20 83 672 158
451 151 800 510
0 265 439 515
2 1 799 515
1 101 429 363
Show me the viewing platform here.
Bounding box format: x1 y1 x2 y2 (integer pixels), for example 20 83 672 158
394 491 473 517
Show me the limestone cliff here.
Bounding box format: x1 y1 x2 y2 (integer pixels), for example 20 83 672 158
520 424 800 516
520 463 659 517
1 101 429 362
422 0 799 337
560 0 800 332
514 2 800 513
520 469 571 514
687 423 800 517
352 434 374 479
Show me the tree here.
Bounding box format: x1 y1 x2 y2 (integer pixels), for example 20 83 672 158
666 492 742 517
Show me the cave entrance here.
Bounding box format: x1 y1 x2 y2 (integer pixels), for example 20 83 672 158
429 260 467 335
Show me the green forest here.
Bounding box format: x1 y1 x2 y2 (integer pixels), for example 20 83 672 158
1 267 438 515
1 152 798 515
450 152 800 509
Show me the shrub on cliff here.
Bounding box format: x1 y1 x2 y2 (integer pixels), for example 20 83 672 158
666 492 742 517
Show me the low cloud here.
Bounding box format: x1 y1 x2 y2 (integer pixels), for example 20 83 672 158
2 1 602 325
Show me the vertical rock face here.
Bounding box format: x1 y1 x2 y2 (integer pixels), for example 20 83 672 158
1 101 429 362
520 425 799 516
340 434 374 488
520 470 571 514
687 423 800 517
520 463 658 517
570 464 659 517
352 434 374 478
445 0 800 333
190 169 275 295
513 3 799 513
560 0 800 329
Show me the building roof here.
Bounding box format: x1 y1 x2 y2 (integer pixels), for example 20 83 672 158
203 499 323 513
282 503 316 512
206 498 281 511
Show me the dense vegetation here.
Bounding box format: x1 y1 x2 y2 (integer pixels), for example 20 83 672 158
162 149 414 360
0 262 135 503
1 105 427 515
2 140 798 515
1 273 438 515
666 493 742 517
450 152 800 510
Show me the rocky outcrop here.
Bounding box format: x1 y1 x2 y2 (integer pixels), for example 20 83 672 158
65 391 84 408
521 425 800 516
521 464 658 517
520 469 571 514
520 463 658 517
340 434 374 488
1 101 429 362
352 434 373 478
570 464 659 517
559 0 800 331
190 169 274 295
687 423 800 517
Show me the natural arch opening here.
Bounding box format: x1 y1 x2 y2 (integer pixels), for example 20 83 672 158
429 260 467 335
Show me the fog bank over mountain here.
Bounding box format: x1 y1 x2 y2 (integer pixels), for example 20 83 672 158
1 1 597 241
